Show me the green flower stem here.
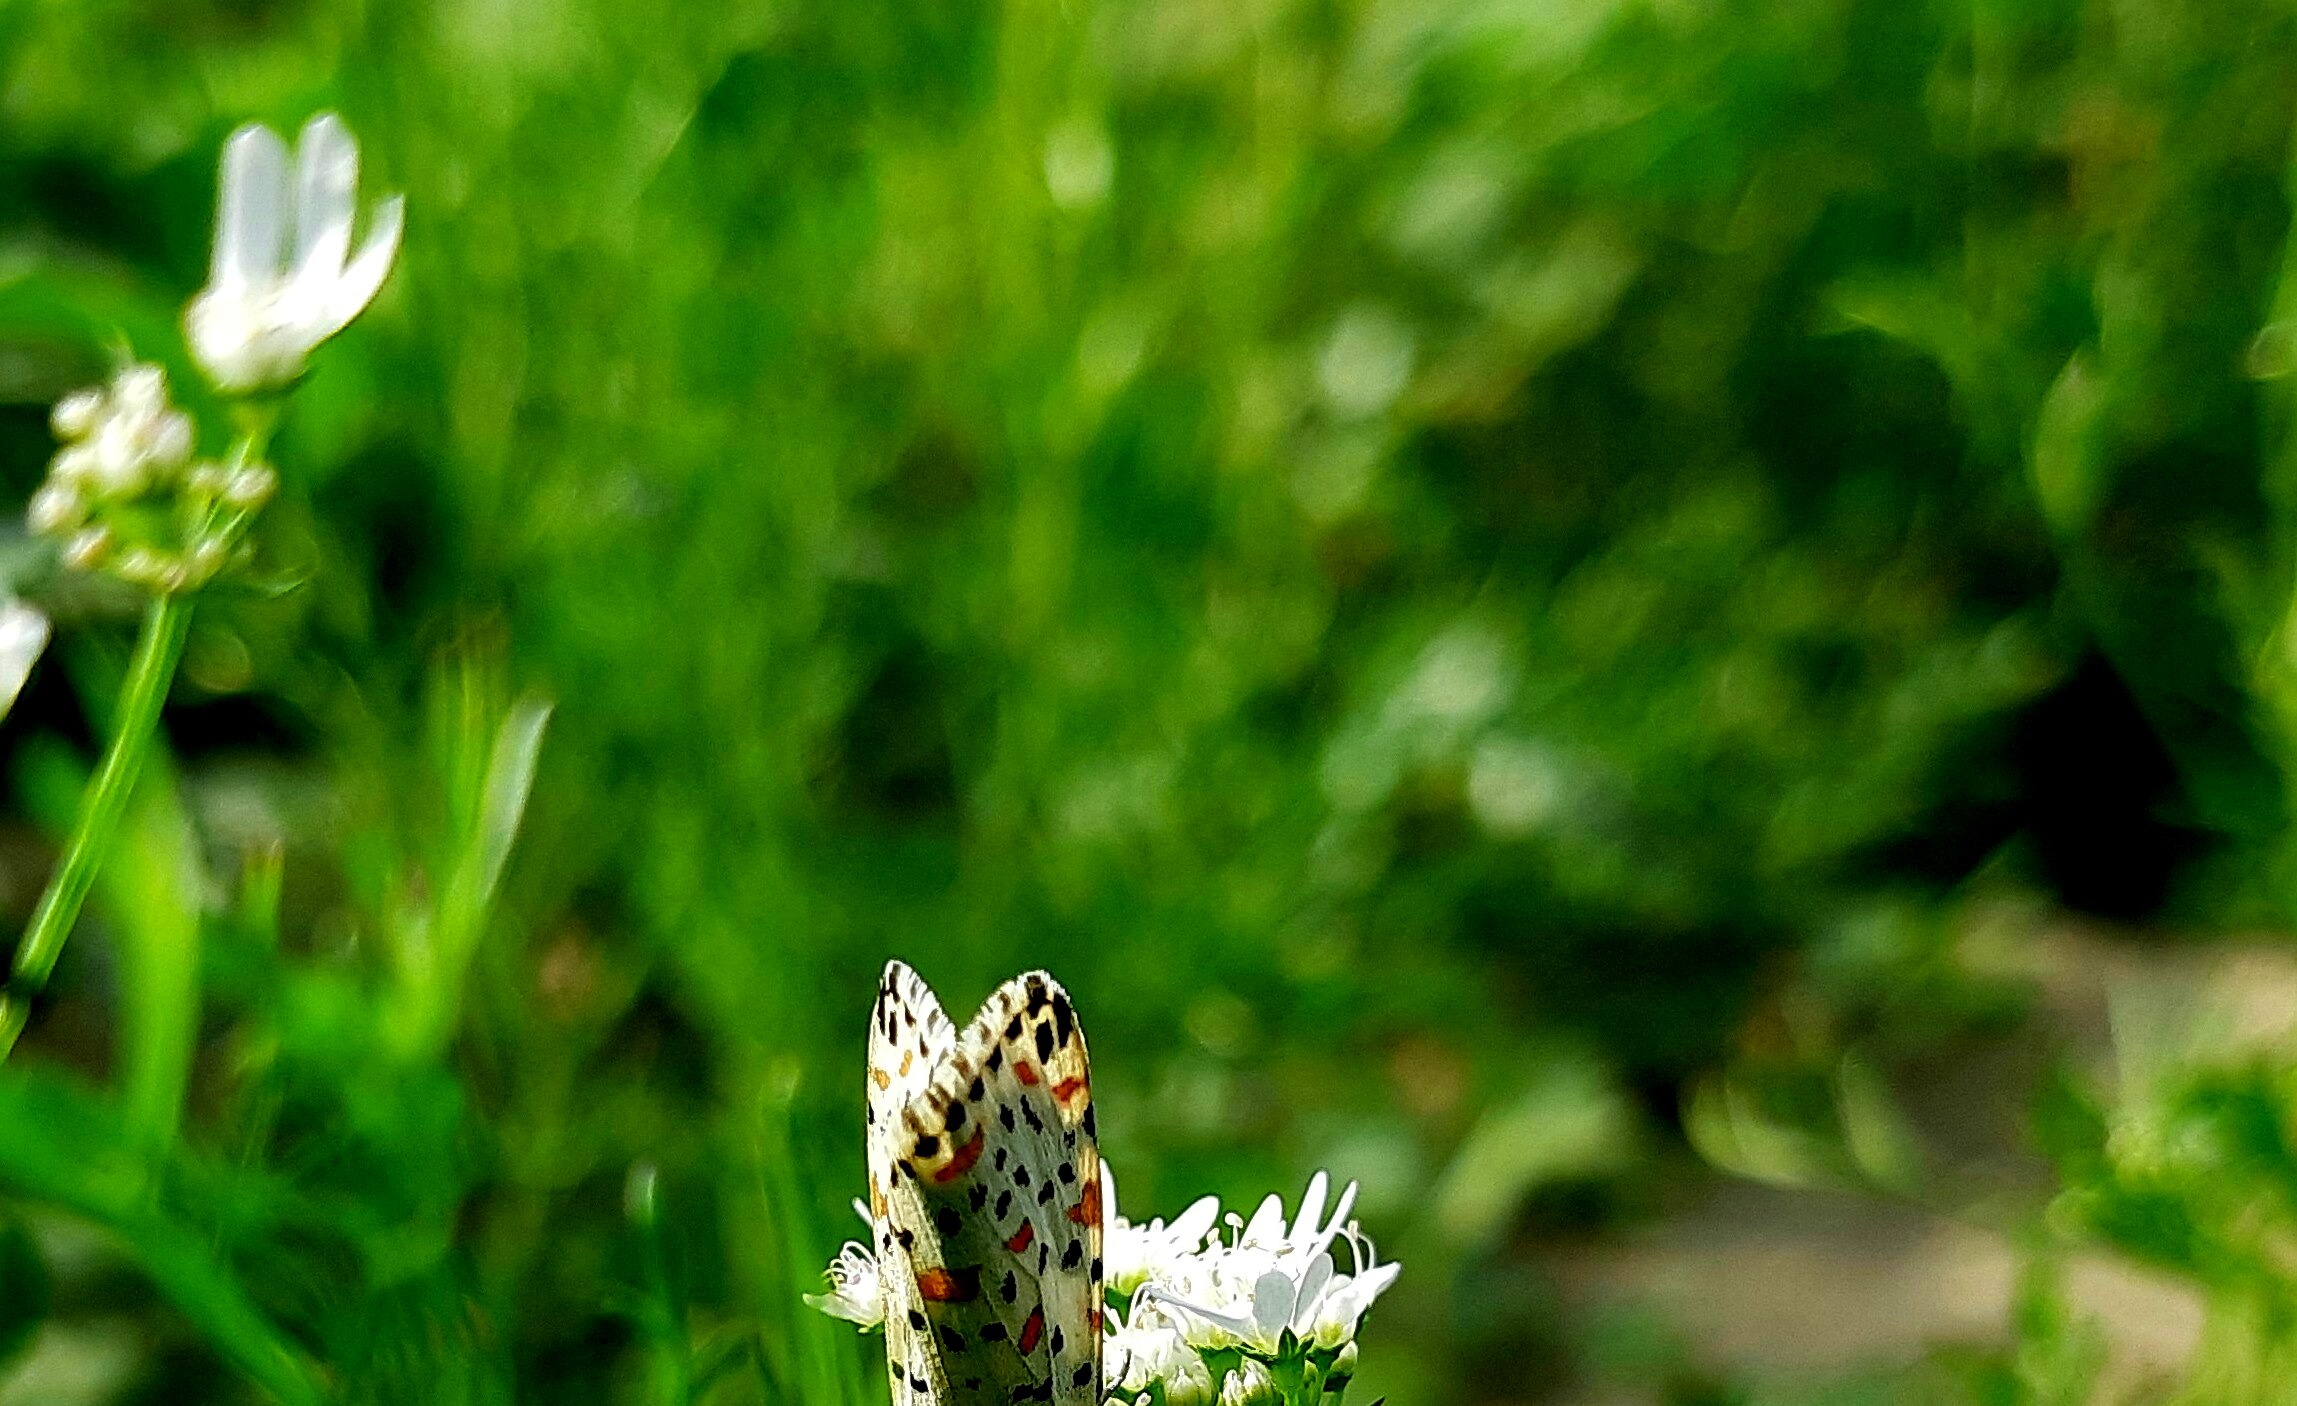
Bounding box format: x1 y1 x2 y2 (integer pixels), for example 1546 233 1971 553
0 589 195 1060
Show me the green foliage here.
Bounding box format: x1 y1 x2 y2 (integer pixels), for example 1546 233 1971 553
1 0 2296 1402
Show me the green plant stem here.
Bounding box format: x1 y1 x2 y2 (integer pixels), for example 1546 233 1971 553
0 591 194 1060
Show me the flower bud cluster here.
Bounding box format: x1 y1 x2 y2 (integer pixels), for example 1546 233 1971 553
34 363 276 595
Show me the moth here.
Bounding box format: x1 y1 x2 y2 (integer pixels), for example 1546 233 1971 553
864 961 1104 1406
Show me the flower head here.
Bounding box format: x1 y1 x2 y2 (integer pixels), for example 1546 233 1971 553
185 112 403 393
1138 1171 1401 1356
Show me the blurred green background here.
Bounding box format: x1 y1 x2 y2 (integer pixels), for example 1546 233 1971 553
5 0 2297 1402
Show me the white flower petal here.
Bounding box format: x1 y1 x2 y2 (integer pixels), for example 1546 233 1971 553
1139 1284 1255 1340
0 601 49 719
1289 1253 1333 1331
1170 1194 1221 1246
1241 1192 1286 1246
321 193 403 335
292 112 359 279
1290 1171 1328 1244
1307 1179 1357 1262
1248 1268 1295 1343
214 124 289 289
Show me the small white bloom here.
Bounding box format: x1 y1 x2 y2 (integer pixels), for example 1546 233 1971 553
1104 1160 1223 1297
185 112 404 393
805 1240 885 1329
49 389 102 439
0 599 49 720
805 1199 886 1329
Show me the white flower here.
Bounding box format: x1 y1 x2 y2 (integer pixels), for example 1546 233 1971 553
1104 1160 1223 1297
0 599 49 720
185 113 404 393
805 1240 885 1329
1139 1171 1401 1356
804 1199 885 1329
1104 1301 1215 1406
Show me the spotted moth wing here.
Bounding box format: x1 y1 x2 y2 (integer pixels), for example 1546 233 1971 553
869 961 960 1405
877 969 1102 1406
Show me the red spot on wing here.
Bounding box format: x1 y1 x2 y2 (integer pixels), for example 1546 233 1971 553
1050 1075 1085 1102
1014 1061 1040 1086
934 1127 985 1183
1018 1307 1044 1355
1065 1176 1101 1228
1088 1305 1103 1334
1006 1221 1034 1253
915 1267 980 1302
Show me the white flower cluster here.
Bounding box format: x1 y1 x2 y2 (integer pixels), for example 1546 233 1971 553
807 1166 1398 1406
28 111 400 598
1110 1167 1395 1405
